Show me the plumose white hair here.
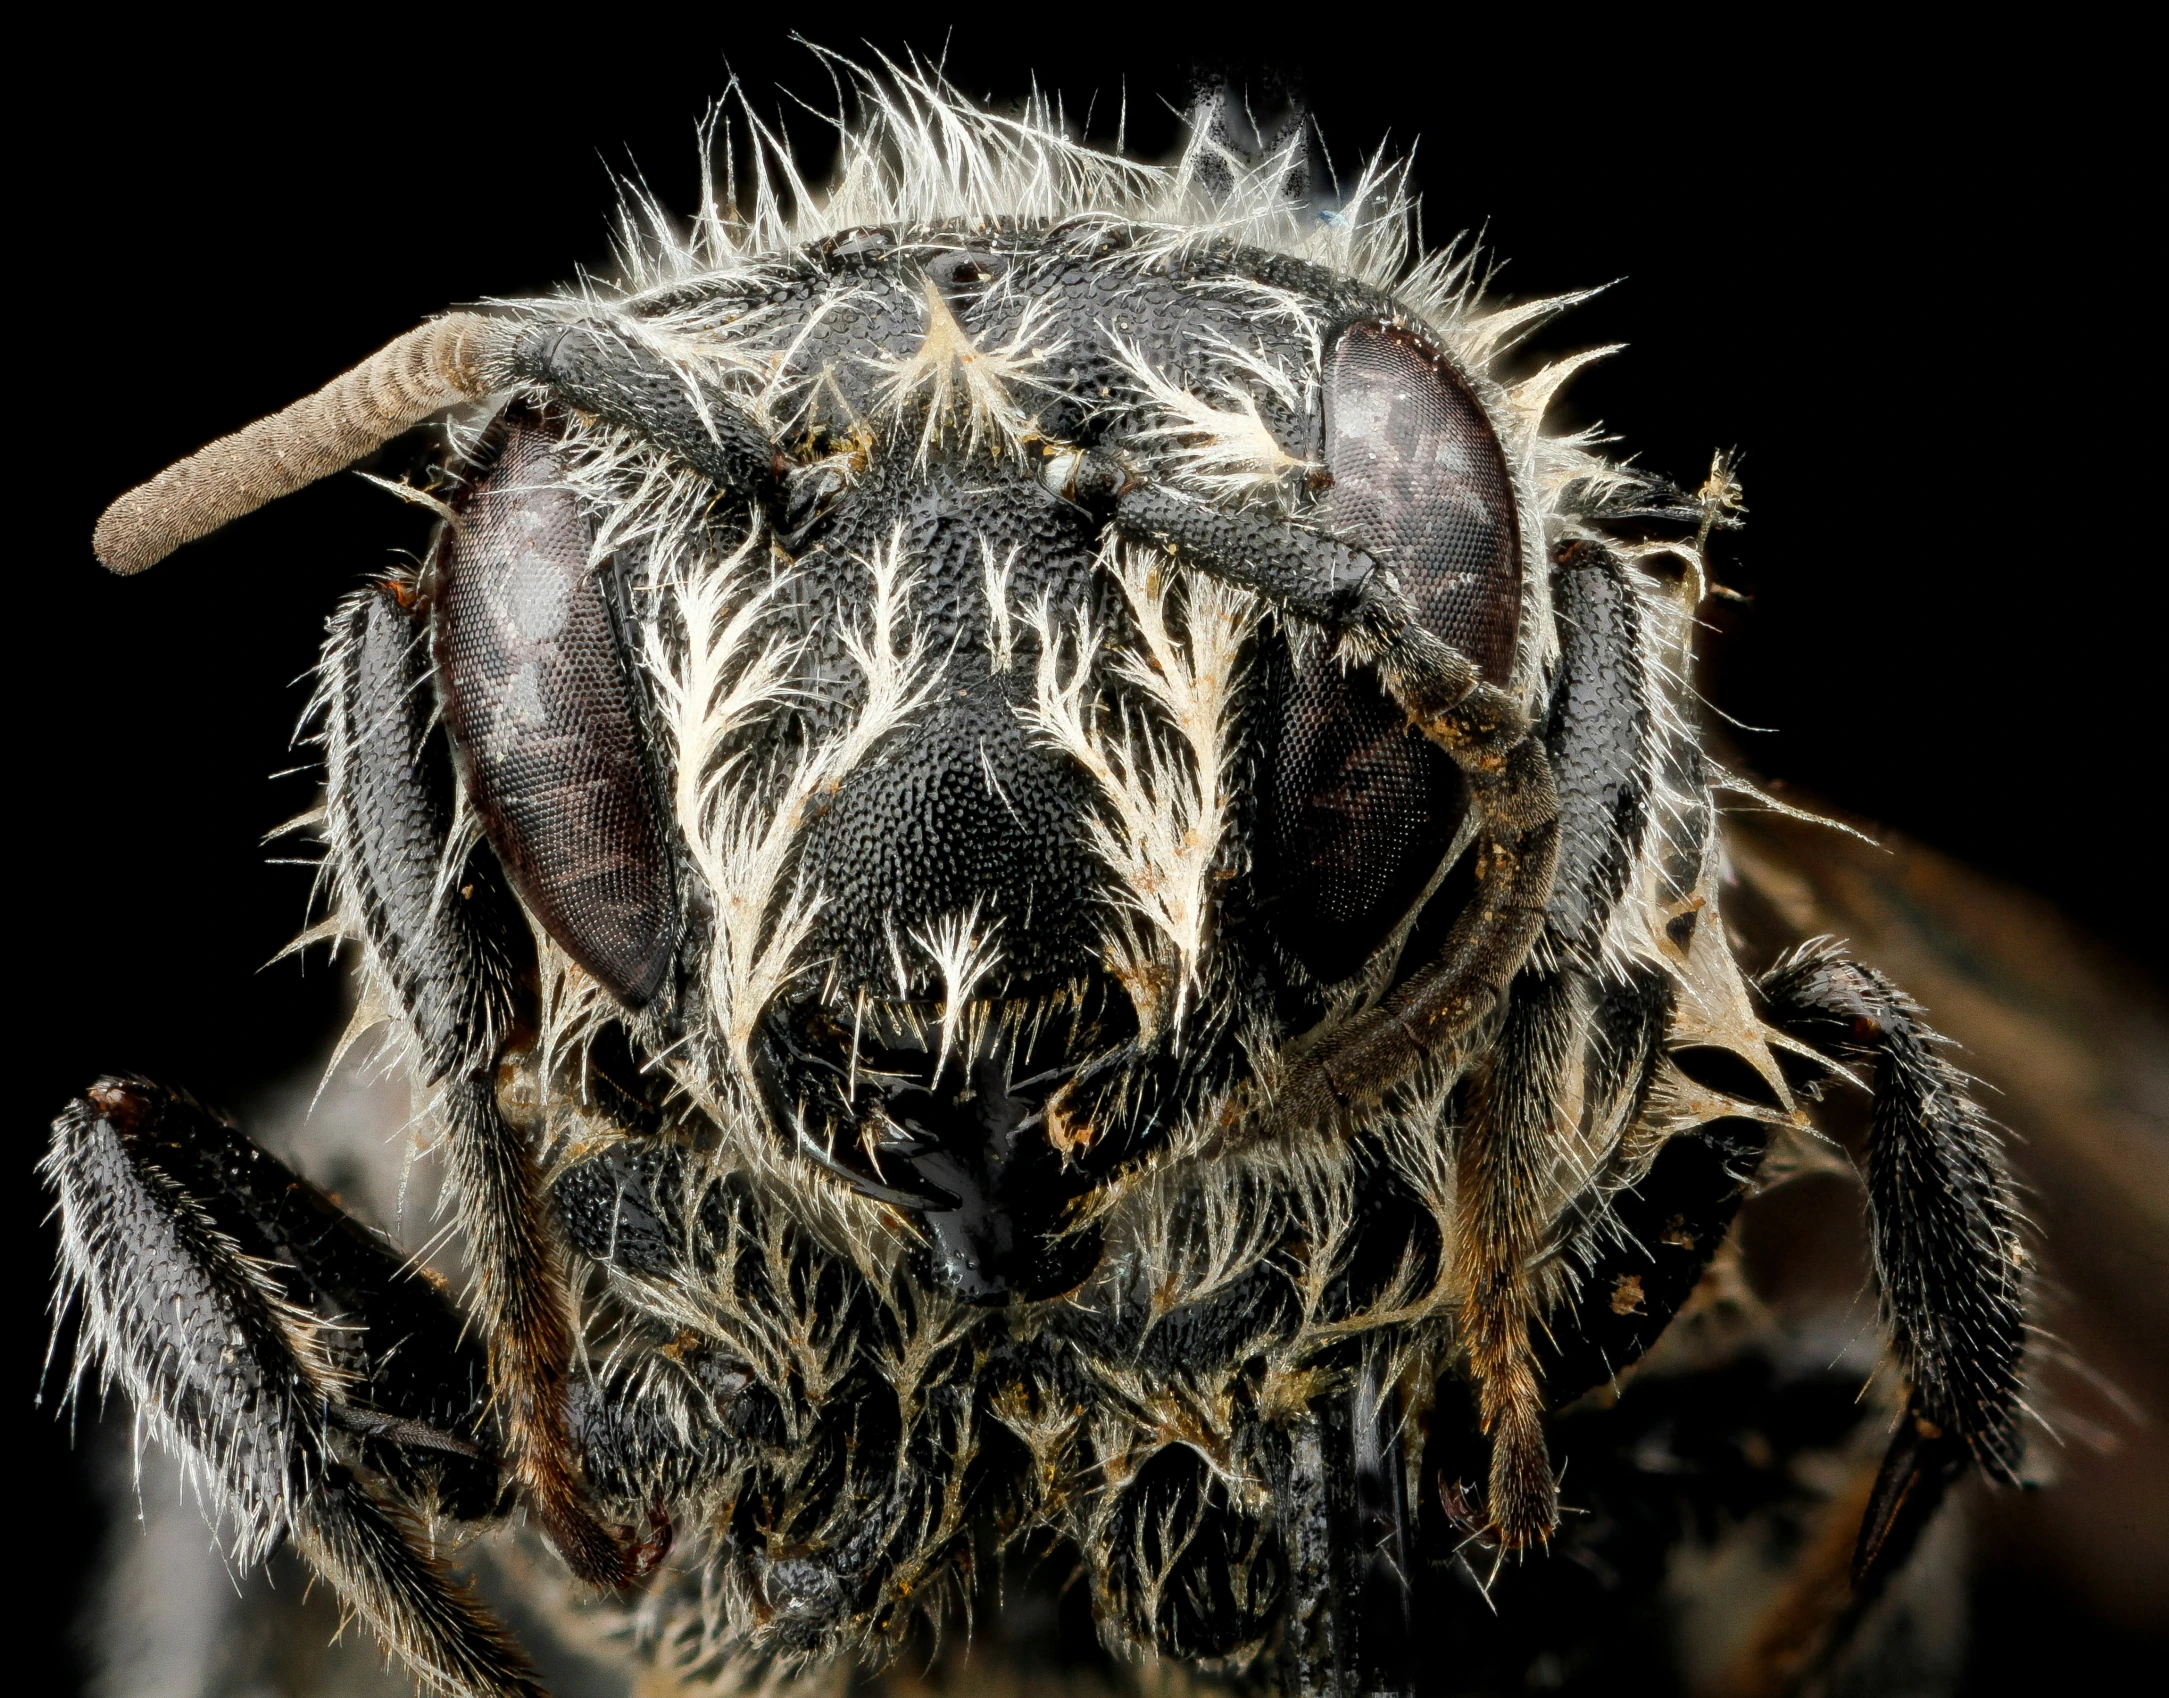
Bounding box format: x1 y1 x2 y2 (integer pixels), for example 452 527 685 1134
55 52 1879 1698
567 48 1642 695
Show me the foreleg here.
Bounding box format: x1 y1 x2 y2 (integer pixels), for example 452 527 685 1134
1757 939 2027 1588
1450 534 1667 1545
439 1078 653 1587
1446 971 1579 1549
77 1071 501 1515
46 1080 539 1698
323 580 649 1587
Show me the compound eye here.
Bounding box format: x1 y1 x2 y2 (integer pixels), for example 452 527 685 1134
1322 320 1520 678
1260 322 1521 983
433 408 679 1006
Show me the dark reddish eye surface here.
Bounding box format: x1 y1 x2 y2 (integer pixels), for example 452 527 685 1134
1260 321 1519 984
1263 670 1469 985
433 409 679 1006
1320 320 1520 680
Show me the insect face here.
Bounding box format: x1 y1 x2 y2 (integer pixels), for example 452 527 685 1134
395 210 1546 1310
54 66 2029 1698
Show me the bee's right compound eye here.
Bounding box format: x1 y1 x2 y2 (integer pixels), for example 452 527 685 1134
1261 321 1523 983
432 407 679 1007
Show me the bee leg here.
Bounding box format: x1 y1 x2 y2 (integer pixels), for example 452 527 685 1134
322 581 651 1590
496 315 781 495
1756 941 2027 1590
45 1079 541 1698
1101 478 1560 1122
1438 533 1667 1550
1450 968 1578 1550
1453 528 1713 1553
61 1077 503 1512
1455 526 1677 1539
1110 494 1704 1556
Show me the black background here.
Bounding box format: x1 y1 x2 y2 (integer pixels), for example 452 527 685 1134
17 22 2151 1693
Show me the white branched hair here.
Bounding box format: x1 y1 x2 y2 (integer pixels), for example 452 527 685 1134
596 48 1631 681
517 53 1653 1115
1020 538 1258 1039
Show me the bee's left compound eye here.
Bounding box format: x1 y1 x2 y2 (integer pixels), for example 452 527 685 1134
1261 321 1522 982
432 407 679 1006
1320 319 1521 679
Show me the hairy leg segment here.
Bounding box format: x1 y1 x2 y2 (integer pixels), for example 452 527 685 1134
1757 940 2028 1588
324 576 662 1590
46 1080 541 1698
